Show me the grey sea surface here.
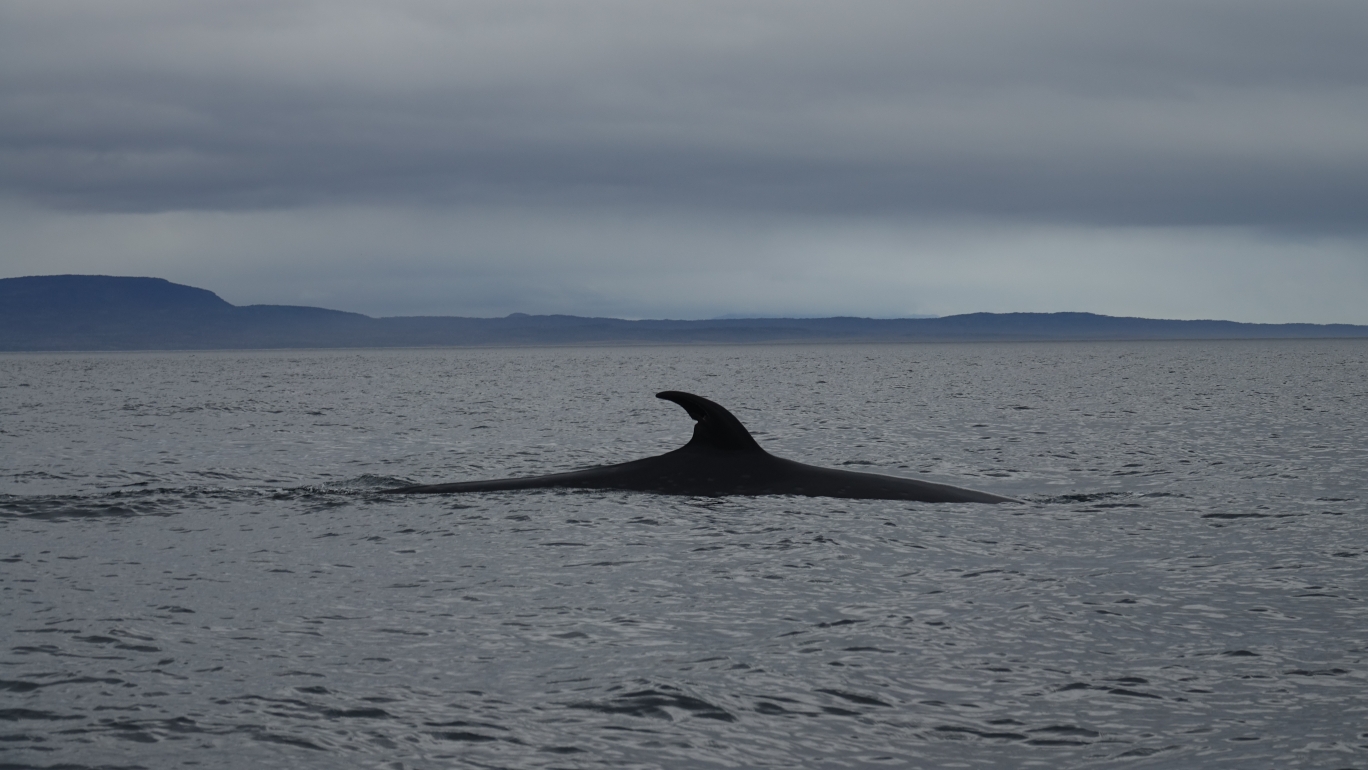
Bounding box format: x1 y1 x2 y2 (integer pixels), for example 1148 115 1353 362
2 341 1365 769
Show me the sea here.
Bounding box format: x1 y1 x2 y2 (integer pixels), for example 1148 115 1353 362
1 341 1365 770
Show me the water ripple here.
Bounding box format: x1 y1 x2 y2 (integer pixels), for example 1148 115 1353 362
2 341 1365 768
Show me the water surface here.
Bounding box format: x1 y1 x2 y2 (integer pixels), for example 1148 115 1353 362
2 341 1365 768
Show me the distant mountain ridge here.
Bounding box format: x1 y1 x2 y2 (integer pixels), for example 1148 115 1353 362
3 274 1366 351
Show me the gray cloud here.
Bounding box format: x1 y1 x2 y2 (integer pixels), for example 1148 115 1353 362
3 0 1366 229
2 1 1366 323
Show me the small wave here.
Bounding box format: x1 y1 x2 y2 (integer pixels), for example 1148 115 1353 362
1035 492 1130 505
6 470 74 482
815 688 892 707
0 707 86 721
0 475 413 521
1202 512 1268 519
0 490 194 520
568 682 736 722
315 474 415 491
272 474 419 499
933 724 1029 741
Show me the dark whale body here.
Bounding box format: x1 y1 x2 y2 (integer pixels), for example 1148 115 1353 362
383 391 1018 503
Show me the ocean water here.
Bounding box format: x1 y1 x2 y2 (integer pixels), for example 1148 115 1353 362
1 341 1365 770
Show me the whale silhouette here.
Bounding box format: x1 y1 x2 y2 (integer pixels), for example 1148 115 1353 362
383 391 1018 503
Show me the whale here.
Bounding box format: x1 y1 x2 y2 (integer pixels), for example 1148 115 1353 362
383 391 1018 503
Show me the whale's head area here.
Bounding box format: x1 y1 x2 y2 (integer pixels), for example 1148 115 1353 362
656 391 766 453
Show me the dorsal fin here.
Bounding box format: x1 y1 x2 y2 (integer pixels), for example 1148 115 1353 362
656 391 765 453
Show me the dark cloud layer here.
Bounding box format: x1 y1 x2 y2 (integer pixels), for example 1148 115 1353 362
2 1 1366 323
3 0 1366 230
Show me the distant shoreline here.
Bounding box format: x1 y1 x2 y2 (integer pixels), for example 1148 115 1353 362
5 274 1367 352
6 338 1368 358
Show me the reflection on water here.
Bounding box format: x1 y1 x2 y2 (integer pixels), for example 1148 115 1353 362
2 341 1365 768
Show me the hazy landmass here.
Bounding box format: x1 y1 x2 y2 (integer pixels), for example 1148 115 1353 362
3 275 1366 352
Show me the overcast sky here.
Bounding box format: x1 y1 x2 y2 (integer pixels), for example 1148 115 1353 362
2 0 1366 322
